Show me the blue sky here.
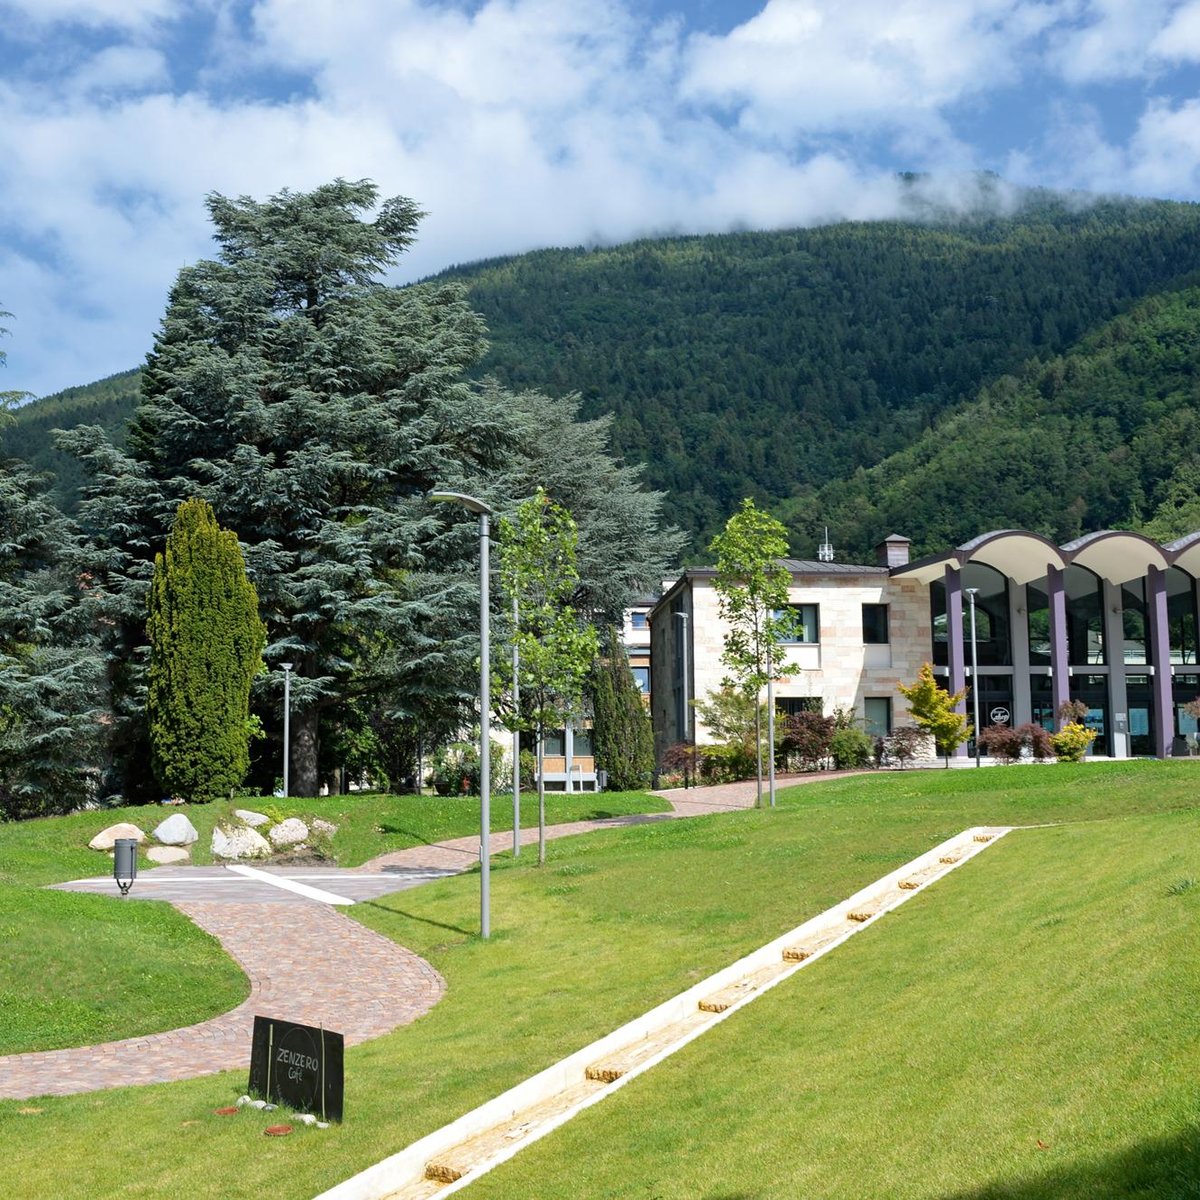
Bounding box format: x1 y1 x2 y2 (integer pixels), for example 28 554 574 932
5 0 1200 398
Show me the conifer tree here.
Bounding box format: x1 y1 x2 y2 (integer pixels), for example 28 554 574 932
589 626 654 791
146 498 265 801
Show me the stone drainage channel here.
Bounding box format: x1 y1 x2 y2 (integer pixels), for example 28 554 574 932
317 825 1011 1200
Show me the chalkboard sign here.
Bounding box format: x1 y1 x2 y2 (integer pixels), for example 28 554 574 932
249 1015 344 1122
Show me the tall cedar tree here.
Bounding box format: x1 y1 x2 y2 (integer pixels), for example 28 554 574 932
589 625 654 791
499 490 599 864
59 182 682 798
709 498 797 807
147 499 265 800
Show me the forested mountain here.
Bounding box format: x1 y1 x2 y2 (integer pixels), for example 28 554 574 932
10 192 1200 557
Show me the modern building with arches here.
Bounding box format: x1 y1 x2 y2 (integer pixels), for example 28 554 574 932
650 529 1200 761
896 528 1200 758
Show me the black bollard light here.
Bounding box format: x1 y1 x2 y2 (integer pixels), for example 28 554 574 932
113 838 138 896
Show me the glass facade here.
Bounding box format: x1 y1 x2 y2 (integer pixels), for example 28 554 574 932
931 563 1010 667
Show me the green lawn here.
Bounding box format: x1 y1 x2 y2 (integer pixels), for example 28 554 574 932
0 789 669 1056
1 762 1197 1199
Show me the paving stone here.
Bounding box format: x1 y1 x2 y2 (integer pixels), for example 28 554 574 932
146 846 190 865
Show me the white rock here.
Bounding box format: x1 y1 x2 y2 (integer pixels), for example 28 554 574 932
311 819 337 837
88 822 147 851
234 808 271 828
212 824 271 860
152 813 199 846
269 818 309 848
146 845 191 865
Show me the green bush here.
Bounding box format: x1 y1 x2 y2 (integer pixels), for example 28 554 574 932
1050 721 1097 762
829 727 875 769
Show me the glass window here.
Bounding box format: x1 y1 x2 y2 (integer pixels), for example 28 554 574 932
630 666 650 694
1168 568 1197 665
777 697 822 716
1027 579 1050 666
1065 566 1105 665
630 611 649 630
572 729 594 756
932 564 1011 666
1120 579 1148 665
543 730 565 755
776 603 819 644
864 697 892 737
862 604 889 644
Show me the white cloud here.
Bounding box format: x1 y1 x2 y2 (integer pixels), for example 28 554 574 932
0 0 182 30
4 0 1200 398
681 0 1061 138
1150 0 1200 61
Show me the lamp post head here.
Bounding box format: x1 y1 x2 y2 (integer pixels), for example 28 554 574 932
429 490 495 517
280 661 293 671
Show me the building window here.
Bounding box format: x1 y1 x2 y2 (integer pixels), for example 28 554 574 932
864 697 892 737
543 730 565 755
862 604 890 644
572 729 594 756
630 666 650 694
630 611 649 630
777 697 822 717
776 603 819 643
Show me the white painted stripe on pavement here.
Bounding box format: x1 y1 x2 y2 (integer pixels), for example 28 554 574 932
225 864 356 905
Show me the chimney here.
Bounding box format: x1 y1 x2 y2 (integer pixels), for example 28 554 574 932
876 534 911 569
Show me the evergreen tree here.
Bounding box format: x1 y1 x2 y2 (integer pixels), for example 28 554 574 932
146 499 266 801
589 626 654 791
60 181 681 798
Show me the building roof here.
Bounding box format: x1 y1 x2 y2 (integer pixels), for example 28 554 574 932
892 527 1200 585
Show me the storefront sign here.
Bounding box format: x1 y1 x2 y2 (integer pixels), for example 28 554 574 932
249 1015 344 1122
989 706 1011 725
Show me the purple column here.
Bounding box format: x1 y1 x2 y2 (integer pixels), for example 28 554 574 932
1147 566 1173 758
945 567 968 756
1048 565 1070 719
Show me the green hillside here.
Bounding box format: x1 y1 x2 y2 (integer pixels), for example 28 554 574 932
10 192 1200 552
786 287 1200 559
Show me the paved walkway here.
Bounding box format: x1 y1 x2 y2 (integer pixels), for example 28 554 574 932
2 774 844 1101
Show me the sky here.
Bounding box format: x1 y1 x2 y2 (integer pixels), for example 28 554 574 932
6 0 1200 399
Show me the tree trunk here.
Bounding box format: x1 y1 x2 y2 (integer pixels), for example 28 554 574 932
754 696 763 808
537 731 547 866
292 707 320 797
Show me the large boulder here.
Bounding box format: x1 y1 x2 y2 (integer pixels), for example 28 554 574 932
89 823 147 851
146 846 191 865
212 825 271 861
234 808 271 828
269 818 309 849
311 818 338 837
152 813 199 846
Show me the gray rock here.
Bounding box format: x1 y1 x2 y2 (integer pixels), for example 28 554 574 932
152 813 199 846
212 824 271 860
269 817 309 848
311 818 338 837
234 808 271 828
146 845 191 865
88 822 147 851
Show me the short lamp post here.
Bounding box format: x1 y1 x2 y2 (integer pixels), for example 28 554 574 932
965 587 981 768
430 489 495 940
113 838 138 897
281 662 294 797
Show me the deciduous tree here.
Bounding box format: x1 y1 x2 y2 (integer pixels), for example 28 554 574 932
709 498 796 806
897 662 971 767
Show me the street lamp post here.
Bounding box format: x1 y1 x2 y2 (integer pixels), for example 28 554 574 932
965 588 981 768
767 648 777 808
430 490 495 939
280 662 293 797
512 595 520 858
675 611 690 786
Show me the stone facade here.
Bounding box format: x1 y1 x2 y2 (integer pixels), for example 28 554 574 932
650 560 931 754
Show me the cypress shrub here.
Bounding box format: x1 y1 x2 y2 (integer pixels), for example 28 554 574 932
146 498 265 801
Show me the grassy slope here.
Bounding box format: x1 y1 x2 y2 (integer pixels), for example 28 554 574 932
1 791 668 1057
1 762 1197 1199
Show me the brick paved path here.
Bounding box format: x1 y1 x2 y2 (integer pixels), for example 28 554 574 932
0 902 444 1101
1 773 854 1101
